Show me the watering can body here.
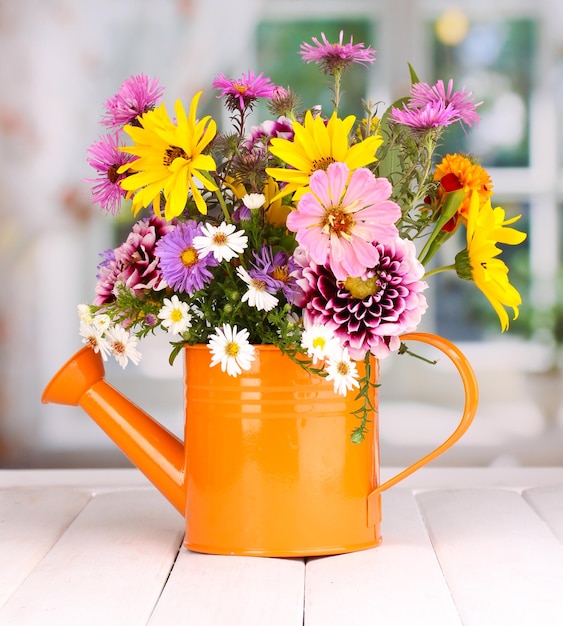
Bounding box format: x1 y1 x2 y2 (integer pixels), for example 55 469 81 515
42 333 478 557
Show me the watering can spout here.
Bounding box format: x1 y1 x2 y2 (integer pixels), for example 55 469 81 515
41 347 185 515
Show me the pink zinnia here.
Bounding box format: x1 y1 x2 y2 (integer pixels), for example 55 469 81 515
391 79 481 130
286 162 401 281
85 133 134 215
101 74 164 130
213 71 276 112
294 239 428 360
299 31 376 74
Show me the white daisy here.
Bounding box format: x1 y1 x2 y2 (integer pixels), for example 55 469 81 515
300 323 341 364
193 221 248 262
92 314 111 332
207 324 256 377
325 347 360 396
77 303 94 324
242 193 266 210
158 295 193 335
236 266 278 312
105 325 142 368
79 320 110 361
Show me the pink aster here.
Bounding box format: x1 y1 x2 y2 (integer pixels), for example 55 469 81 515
299 30 376 74
101 74 164 130
391 79 481 130
286 162 401 281
294 239 428 360
212 71 276 112
85 132 135 215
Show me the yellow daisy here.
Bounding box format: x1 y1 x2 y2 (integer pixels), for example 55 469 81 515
266 110 382 201
119 91 217 220
456 192 526 331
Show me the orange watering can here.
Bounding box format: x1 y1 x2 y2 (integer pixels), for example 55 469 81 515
41 332 478 557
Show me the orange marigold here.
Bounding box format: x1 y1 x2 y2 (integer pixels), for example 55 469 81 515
433 153 493 228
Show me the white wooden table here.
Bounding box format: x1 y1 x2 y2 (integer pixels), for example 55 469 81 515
1 467 563 625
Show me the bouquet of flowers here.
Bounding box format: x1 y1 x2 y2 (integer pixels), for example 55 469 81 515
80 30 526 442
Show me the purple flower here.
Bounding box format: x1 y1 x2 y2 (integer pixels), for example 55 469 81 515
94 215 173 305
294 239 428 360
155 221 219 295
85 133 134 215
299 31 376 74
213 71 276 112
250 246 299 301
249 246 299 302
391 79 481 130
101 74 164 130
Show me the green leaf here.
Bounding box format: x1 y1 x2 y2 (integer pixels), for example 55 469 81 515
407 63 421 85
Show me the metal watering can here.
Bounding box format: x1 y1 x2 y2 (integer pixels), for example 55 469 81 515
42 331 478 557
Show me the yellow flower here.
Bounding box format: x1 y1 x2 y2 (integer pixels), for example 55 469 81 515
119 91 217 220
434 153 493 223
456 192 526 331
266 110 382 201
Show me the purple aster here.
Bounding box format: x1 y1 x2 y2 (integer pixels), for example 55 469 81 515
85 133 134 215
250 246 299 302
101 74 164 130
391 79 481 130
94 215 173 305
213 71 276 113
299 31 376 75
294 238 428 360
155 221 219 295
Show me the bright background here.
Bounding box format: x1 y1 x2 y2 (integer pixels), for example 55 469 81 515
1 0 562 468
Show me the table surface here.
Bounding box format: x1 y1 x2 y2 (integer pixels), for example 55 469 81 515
1 467 563 625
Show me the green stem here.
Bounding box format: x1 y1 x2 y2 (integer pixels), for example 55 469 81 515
423 264 456 279
214 185 231 223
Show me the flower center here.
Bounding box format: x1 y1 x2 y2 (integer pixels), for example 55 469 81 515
250 277 267 291
312 337 326 350
344 275 380 299
112 340 125 355
337 361 350 376
272 265 289 282
180 246 198 267
226 341 240 357
86 336 99 350
107 164 120 184
311 156 335 172
323 207 355 236
163 145 188 166
170 309 183 323
233 83 249 95
212 233 228 246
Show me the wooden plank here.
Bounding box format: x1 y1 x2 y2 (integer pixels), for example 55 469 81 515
0 487 92 608
304 489 461 625
523 485 563 544
148 551 305 626
0 490 184 625
417 488 563 625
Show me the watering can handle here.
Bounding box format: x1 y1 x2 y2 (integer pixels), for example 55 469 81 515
371 331 479 496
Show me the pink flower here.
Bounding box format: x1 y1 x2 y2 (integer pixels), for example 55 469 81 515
299 31 376 74
85 133 134 215
391 79 481 130
101 74 164 130
286 162 401 281
294 239 428 360
212 71 276 112
94 215 174 305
